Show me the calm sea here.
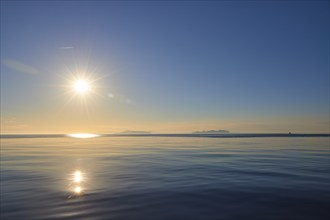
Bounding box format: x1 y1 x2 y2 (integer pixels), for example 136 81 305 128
1 135 329 219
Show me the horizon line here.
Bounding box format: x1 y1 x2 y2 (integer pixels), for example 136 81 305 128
1 133 329 139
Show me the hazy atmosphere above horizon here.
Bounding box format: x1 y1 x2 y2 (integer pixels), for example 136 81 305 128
1 1 329 134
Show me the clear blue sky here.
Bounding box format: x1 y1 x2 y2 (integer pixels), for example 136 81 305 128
1 1 329 133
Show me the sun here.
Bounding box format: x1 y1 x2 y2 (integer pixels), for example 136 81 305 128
73 79 91 95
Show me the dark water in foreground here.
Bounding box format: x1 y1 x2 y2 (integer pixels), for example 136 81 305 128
1 136 329 219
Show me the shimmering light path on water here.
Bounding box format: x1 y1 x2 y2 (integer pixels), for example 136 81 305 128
1 136 329 219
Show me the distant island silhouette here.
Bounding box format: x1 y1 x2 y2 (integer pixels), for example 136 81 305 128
192 130 230 134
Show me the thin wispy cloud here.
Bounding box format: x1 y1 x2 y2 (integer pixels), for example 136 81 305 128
1 116 29 130
2 59 40 75
108 93 136 105
59 46 74 50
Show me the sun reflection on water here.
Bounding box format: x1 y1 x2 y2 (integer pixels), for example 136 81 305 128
68 170 85 198
74 186 82 194
73 171 82 183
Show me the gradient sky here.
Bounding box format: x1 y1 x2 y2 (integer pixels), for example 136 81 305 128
1 1 329 134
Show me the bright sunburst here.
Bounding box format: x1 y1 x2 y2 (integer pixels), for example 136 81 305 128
73 79 91 95
57 57 109 116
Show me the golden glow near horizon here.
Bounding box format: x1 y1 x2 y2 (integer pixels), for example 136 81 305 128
73 79 91 95
67 133 100 138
